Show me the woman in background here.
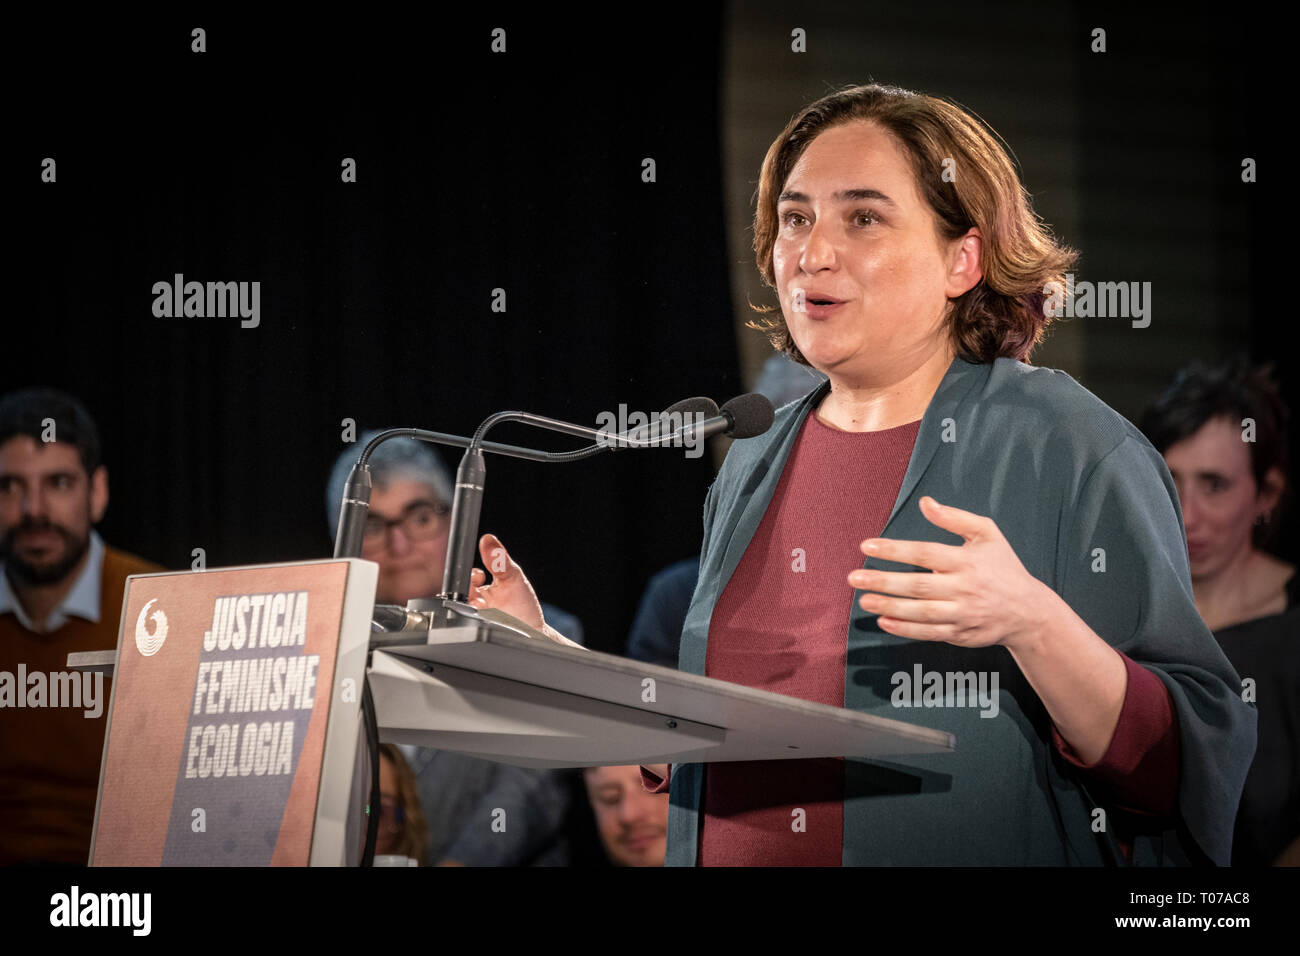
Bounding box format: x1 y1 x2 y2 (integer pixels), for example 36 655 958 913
1141 357 1299 865
375 744 430 865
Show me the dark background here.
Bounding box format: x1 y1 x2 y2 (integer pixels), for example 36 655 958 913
6 5 1283 653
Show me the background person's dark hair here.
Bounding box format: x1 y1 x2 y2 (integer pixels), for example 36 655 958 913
1138 355 1291 550
0 388 103 476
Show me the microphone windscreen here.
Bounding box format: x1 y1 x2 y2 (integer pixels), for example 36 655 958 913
661 396 719 418
721 393 775 439
630 396 720 442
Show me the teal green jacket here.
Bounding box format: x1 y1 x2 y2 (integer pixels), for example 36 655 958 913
668 355 1256 866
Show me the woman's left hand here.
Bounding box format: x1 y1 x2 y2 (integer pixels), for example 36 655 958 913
847 496 1055 651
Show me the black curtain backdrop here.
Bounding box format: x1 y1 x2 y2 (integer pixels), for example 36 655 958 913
6 6 1284 654
10 12 740 652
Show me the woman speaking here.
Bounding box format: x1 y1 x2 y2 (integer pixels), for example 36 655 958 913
468 84 1255 866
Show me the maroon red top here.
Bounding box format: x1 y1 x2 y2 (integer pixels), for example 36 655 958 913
643 411 1180 864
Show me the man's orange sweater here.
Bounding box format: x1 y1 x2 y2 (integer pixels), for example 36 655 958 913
0 546 163 865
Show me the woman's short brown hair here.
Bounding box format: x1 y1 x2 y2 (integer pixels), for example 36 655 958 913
749 83 1077 365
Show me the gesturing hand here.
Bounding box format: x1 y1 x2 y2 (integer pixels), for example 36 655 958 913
465 533 584 649
846 496 1054 651
467 533 546 631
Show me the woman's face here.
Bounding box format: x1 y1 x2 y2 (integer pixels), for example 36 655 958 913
772 121 974 383
1162 415 1267 578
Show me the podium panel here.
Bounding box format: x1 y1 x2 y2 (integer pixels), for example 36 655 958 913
88 559 377 866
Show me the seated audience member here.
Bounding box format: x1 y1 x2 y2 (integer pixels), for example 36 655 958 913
625 557 700 667
327 432 582 865
1140 356 1299 865
372 744 431 865
582 765 668 867
0 388 163 865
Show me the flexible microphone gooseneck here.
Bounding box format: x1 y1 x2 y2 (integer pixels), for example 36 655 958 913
332 396 720 561
334 392 777 636
439 396 722 603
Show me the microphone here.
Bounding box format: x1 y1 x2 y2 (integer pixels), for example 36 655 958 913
332 461 373 559
679 393 776 444
464 396 720 459
371 604 427 633
720 393 776 439
611 396 718 448
439 444 486 606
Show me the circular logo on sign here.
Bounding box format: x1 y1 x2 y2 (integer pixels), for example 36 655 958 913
135 599 169 657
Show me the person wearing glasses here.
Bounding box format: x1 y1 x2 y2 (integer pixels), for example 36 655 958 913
327 433 584 866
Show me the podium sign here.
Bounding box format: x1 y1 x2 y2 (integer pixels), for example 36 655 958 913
89 559 377 866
